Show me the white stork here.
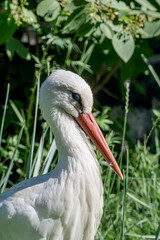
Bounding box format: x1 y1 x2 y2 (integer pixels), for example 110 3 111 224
0 70 123 240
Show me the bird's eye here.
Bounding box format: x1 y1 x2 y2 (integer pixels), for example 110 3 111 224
72 93 81 103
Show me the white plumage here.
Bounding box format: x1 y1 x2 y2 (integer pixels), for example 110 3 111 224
0 70 122 240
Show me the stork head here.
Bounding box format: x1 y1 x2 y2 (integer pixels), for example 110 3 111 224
39 70 93 118
39 69 123 179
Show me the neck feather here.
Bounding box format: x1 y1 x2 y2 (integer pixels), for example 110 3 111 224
46 110 100 173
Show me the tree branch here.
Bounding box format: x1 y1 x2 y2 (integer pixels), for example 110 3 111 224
92 60 121 95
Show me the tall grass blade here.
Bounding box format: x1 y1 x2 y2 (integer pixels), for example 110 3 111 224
155 127 160 155
32 126 48 177
117 81 130 218
121 148 129 240
42 139 57 174
78 40 95 75
0 125 24 193
26 74 40 179
105 169 116 204
0 83 10 149
96 230 104 240
144 117 160 150
141 54 160 88
104 218 119 237
127 192 151 209
125 233 160 239
64 39 75 69
10 100 25 124
155 222 160 240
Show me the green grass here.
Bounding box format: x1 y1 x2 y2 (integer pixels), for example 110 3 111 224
0 74 160 240
0 83 10 149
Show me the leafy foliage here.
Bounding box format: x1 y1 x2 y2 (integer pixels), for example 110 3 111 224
37 0 60 22
5 38 31 60
0 0 160 69
0 13 16 45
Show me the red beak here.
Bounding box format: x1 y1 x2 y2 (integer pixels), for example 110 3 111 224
75 112 123 180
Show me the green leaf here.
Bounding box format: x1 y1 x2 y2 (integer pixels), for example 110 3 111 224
93 26 101 38
134 0 157 10
155 0 160 5
118 9 130 16
100 23 113 39
5 38 15 60
63 8 87 33
77 23 95 37
142 21 160 38
23 8 37 24
14 39 31 60
23 9 40 30
5 38 31 61
107 21 123 32
64 2 77 11
102 0 129 10
0 13 16 45
143 10 160 18
153 109 160 118
37 0 60 22
112 32 135 62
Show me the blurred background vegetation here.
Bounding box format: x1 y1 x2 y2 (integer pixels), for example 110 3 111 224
0 0 160 239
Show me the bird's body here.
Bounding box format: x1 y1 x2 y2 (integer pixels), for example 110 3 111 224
0 70 122 240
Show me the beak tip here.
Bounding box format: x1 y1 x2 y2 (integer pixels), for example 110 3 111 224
120 173 123 180
111 164 123 180
117 169 123 180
